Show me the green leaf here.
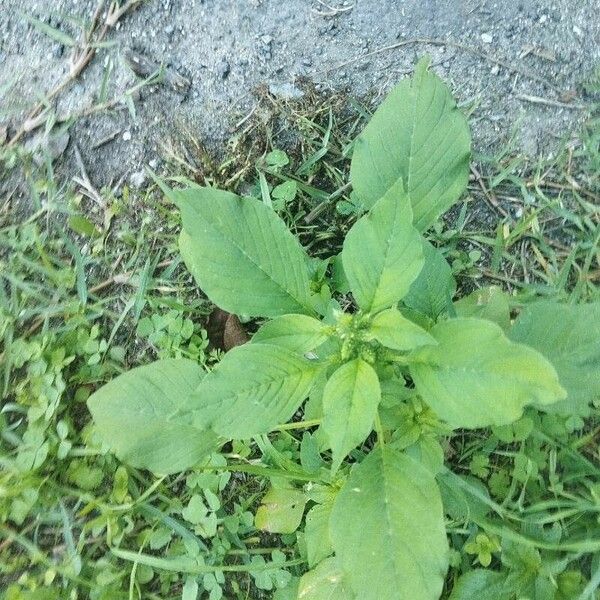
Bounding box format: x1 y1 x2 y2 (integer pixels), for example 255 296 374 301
252 314 329 354
87 360 217 474
403 239 456 319
304 499 334 567
21 12 76 46
448 569 509 600
321 359 381 473
409 318 566 429
297 557 353 600
370 307 437 351
255 485 307 534
330 446 448 600
454 286 511 330
510 301 600 416
182 578 199 600
341 181 424 313
350 57 471 231
171 185 313 317
192 344 319 438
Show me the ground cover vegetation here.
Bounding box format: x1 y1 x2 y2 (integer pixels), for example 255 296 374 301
1 56 599 600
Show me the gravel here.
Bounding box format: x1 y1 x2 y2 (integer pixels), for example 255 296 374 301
0 0 598 189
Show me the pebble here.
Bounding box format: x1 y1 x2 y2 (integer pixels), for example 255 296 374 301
218 59 231 79
481 33 493 44
122 131 132 141
268 82 304 100
129 170 147 188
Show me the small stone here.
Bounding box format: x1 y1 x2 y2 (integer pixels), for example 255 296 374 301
573 25 583 37
25 131 70 166
122 130 132 141
148 158 159 169
218 59 230 79
268 82 304 100
481 33 493 44
129 170 147 188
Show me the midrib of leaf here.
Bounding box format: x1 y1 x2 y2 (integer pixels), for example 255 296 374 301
405 70 421 201
368 201 400 311
379 448 431 593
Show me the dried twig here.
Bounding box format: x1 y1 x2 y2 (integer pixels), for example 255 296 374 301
72 144 106 208
312 0 354 17
516 94 586 110
315 37 564 93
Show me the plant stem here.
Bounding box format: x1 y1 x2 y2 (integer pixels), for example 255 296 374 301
274 419 321 431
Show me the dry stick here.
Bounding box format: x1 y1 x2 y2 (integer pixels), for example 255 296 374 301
88 259 174 294
7 0 142 147
304 181 352 223
516 94 586 110
525 180 600 204
73 144 106 208
316 37 563 93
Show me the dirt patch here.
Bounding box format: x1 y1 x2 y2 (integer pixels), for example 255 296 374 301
1 0 598 191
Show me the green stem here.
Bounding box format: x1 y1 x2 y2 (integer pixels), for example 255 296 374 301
275 419 321 431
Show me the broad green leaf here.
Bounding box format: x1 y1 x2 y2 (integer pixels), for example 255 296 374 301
510 301 600 416
405 435 445 475
321 359 381 473
87 360 217 474
304 498 334 567
192 343 319 438
454 286 511 330
182 578 199 600
255 485 307 534
370 307 437 351
437 471 492 522
341 181 424 314
350 58 471 231
403 239 456 319
252 314 329 354
171 185 313 317
298 557 353 600
330 446 448 600
410 318 566 429
448 569 508 600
